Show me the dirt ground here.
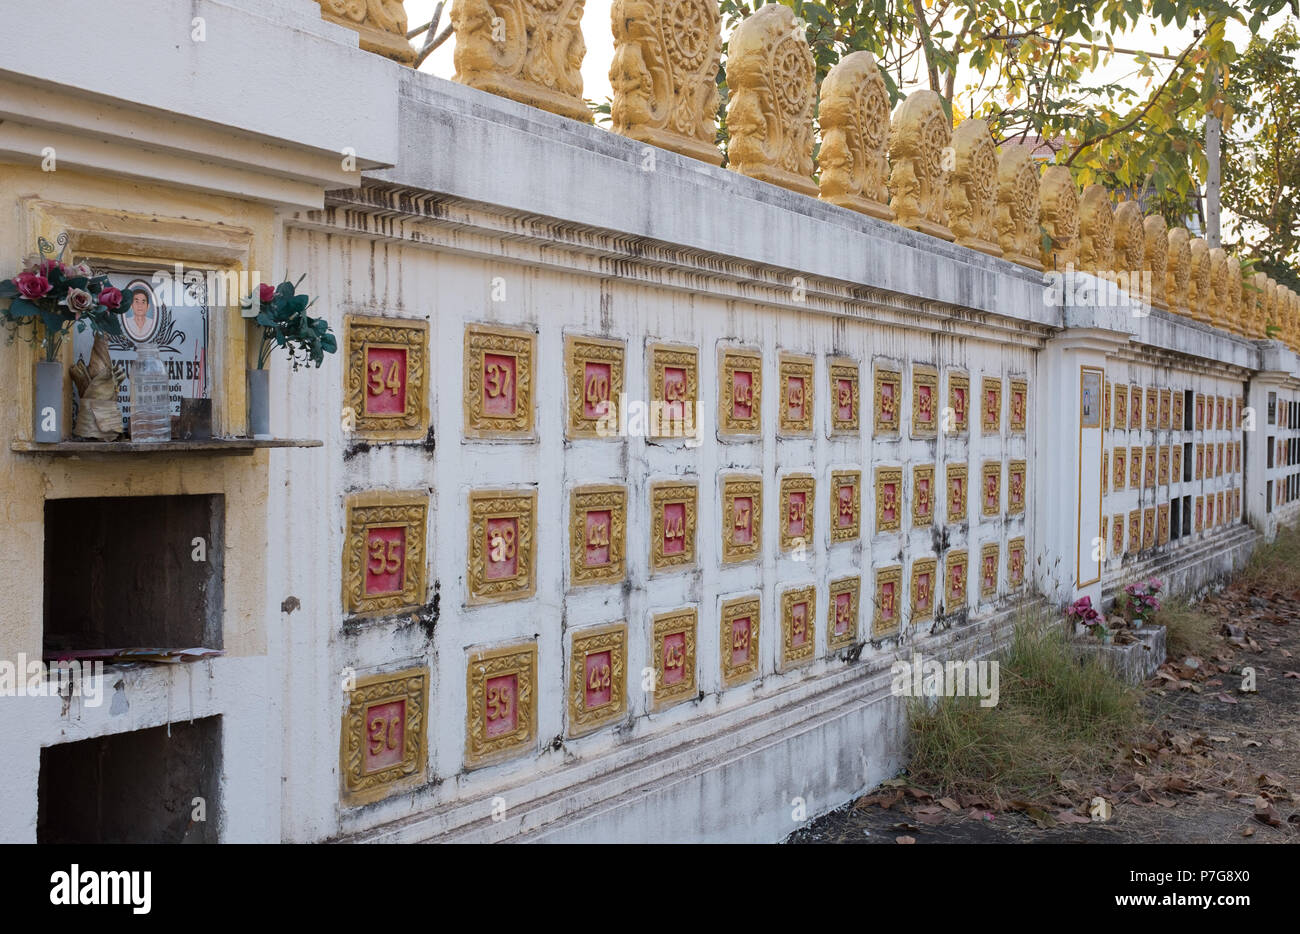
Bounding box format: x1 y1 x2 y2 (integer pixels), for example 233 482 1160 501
789 578 1300 844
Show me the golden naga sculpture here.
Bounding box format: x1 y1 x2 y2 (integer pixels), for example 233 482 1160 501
817 51 893 219
70 334 125 441
1039 166 1078 270
451 0 591 122
1187 238 1211 324
724 4 817 196
1142 215 1169 311
1263 277 1278 336
1165 227 1191 316
1208 248 1229 330
1076 185 1114 277
609 0 722 164
1112 200 1145 302
1224 254 1243 334
995 146 1042 270
946 119 1001 256
888 90 953 240
315 0 416 64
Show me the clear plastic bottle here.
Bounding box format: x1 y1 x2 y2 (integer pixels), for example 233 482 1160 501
130 343 172 442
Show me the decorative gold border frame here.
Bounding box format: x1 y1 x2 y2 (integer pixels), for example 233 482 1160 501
874 366 901 434
1195 495 1203 532
912 464 936 526
721 475 763 564
1158 388 1172 430
464 323 536 438
1101 515 1109 556
1008 460 1026 515
1157 503 1170 545
910 558 937 623
980 542 999 597
1145 387 1158 430
650 480 698 571
1128 509 1141 554
875 467 904 532
779 474 816 552
778 353 815 436
1172 444 1182 483
945 549 968 609
872 565 903 637
1142 507 1156 549
1111 515 1124 559
911 365 939 437
650 607 698 710
828 358 860 434
343 491 428 617
1130 445 1143 487
948 372 970 434
1102 451 1110 494
981 461 1002 517
648 342 700 441
1172 391 1184 429
344 315 429 442
827 576 860 651
1008 537 1026 587
1130 385 1143 429
720 595 761 687
1114 384 1128 429
1009 378 1028 432
340 667 428 806
830 469 861 543
568 484 627 587
947 463 968 522
1195 393 1205 430
1113 447 1127 490
467 488 538 604
1158 446 1170 486
718 347 763 437
981 376 1002 434
466 642 537 768
567 622 627 737
779 586 817 670
565 334 625 439
1104 380 1111 430
1144 446 1156 488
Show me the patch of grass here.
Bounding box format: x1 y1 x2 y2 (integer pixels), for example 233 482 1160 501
1157 598 1220 661
906 615 1141 804
1239 521 1300 592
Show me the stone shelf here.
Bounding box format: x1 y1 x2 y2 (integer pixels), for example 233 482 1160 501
12 438 322 456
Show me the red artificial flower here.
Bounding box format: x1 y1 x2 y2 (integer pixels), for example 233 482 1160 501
98 286 123 310
258 283 276 303
14 272 52 299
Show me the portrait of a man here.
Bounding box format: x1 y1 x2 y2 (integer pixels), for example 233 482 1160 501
122 281 158 343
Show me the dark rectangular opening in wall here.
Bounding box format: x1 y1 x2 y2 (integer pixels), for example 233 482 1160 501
1170 498 1181 540
43 495 223 655
1183 442 1193 481
1182 495 1192 536
1268 392 1276 425
1267 480 1273 513
1183 390 1194 430
38 716 221 843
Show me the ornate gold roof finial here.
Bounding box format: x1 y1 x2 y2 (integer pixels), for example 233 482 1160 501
888 90 953 240
995 146 1042 271
609 0 722 164
451 0 592 122
1142 215 1169 311
946 119 1001 256
315 0 417 65
1076 185 1114 278
818 51 893 219
1039 166 1077 270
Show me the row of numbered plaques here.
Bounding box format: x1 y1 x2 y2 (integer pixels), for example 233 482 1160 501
342 315 1029 442
343 466 1026 615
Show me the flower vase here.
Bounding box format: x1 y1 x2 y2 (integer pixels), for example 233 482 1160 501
247 367 270 439
34 360 63 442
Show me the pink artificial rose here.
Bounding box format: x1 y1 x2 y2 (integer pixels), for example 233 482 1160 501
62 287 95 316
258 283 276 303
14 272 52 299
71 262 94 278
98 286 123 310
